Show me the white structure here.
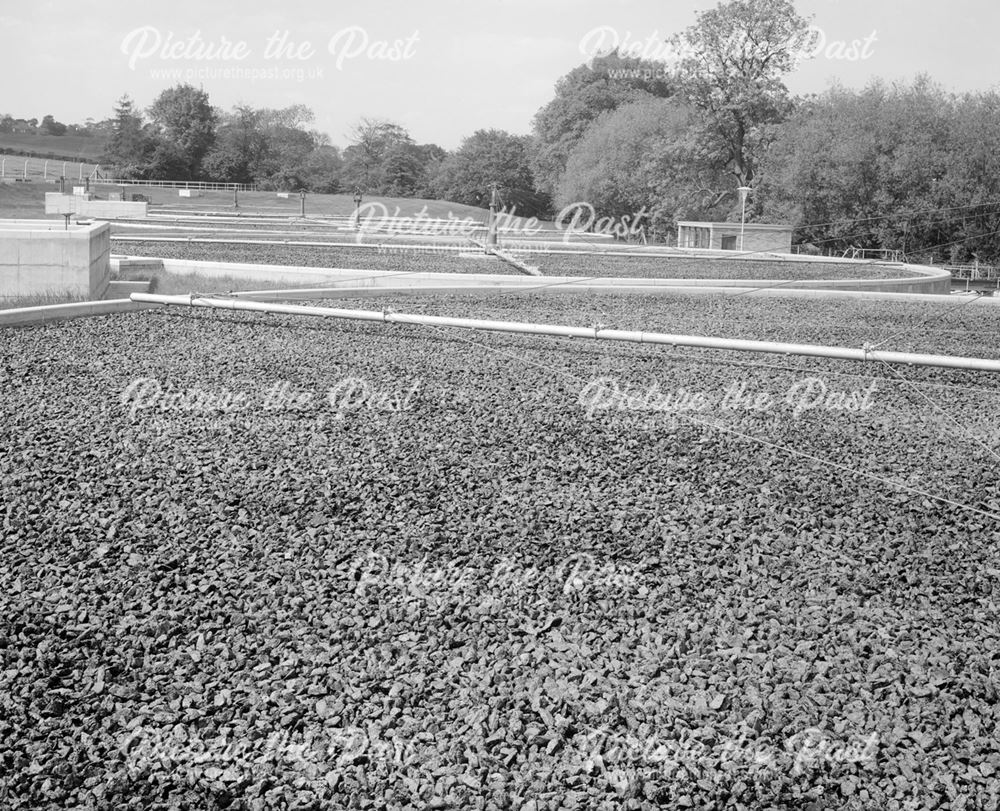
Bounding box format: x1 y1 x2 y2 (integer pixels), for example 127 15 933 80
45 192 148 219
678 221 793 254
0 220 111 299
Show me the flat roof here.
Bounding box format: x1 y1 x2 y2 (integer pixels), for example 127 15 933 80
677 221 793 230
0 218 103 231
0 218 108 236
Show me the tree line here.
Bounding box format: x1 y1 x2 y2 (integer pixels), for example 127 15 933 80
11 0 1000 260
536 0 1000 263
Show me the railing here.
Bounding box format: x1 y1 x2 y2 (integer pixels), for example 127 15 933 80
841 247 904 262
0 154 98 181
944 264 1000 281
94 178 257 192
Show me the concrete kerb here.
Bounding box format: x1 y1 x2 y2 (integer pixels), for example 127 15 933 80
1 255 983 329
223 285 1000 306
143 256 951 296
0 298 162 328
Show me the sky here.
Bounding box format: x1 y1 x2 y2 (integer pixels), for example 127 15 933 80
1 0 998 149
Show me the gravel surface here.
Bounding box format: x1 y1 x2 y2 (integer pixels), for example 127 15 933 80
2 293 999 809
110 240 914 282
521 254 915 281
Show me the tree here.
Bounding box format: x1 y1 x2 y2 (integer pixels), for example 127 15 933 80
531 51 674 195
382 142 427 197
40 115 67 136
412 144 447 198
262 104 315 130
343 118 413 191
148 84 217 178
558 97 731 241
256 125 316 190
201 103 342 191
202 105 272 185
299 145 343 193
104 95 154 177
757 77 1000 261
435 129 549 217
144 140 191 180
670 0 814 190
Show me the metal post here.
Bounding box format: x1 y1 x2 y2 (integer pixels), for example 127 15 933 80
737 186 751 252
487 183 499 249
44 160 48 180
23 159 28 179
78 163 83 180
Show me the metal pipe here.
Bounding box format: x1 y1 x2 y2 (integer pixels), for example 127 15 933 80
130 293 1000 373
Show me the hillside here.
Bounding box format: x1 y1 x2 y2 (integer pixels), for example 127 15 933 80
0 183 501 222
0 133 106 160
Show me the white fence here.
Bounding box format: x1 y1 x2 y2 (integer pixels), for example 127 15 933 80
0 156 257 191
0 154 98 181
945 264 1000 281
96 178 257 192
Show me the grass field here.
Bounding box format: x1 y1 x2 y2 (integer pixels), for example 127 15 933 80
0 183 498 222
0 185 53 218
0 133 106 159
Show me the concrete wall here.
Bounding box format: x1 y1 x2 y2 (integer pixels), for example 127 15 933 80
711 224 792 254
0 219 111 299
678 222 794 254
0 298 159 327
45 192 148 218
135 256 949 296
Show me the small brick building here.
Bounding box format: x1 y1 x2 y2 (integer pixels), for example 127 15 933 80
677 221 793 254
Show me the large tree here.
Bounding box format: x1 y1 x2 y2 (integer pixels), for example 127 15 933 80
757 77 1000 262
558 97 731 241
103 95 154 177
148 84 217 179
39 115 67 136
342 118 413 192
531 51 674 196
434 129 549 217
201 105 268 185
201 104 338 191
671 0 814 191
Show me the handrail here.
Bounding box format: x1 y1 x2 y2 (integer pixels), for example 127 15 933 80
96 178 258 191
